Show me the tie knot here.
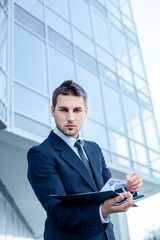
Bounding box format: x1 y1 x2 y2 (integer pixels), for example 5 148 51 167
74 140 84 149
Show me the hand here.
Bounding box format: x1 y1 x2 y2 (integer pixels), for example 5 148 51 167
101 192 135 218
125 172 143 192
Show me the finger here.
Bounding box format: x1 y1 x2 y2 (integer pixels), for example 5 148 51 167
129 172 141 183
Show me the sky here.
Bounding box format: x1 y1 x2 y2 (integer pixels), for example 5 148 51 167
127 1 160 239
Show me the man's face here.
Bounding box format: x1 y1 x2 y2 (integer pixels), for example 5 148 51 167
51 94 88 139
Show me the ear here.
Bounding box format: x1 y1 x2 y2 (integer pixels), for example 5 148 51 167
51 105 55 118
85 106 88 116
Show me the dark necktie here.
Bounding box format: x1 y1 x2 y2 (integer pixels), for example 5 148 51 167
74 140 94 180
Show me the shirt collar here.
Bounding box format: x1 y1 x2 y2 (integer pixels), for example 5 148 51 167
54 127 83 149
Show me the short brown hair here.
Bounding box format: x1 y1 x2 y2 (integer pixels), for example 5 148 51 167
52 80 88 108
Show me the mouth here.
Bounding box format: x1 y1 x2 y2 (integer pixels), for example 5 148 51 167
66 124 76 129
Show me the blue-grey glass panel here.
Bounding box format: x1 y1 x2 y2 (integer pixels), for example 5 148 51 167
14 113 50 138
0 6 7 71
103 85 125 131
119 0 132 19
83 119 108 150
91 0 107 17
107 0 119 8
141 107 160 151
69 0 92 38
92 11 111 52
0 101 7 124
14 4 45 37
109 24 129 66
128 40 145 78
130 141 149 165
111 154 131 169
73 29 95 57
46 8 71 40
96 46 116 72
14 24 47 94
134 74 149 96
99 64 118 86
48 27 74 57
77 65 105 124
125 28 137 43
108 13 122 30
48 47 76 94
76 47 98 73
46 0 69 20
0 70 7 102
122 95 144 143
117 62 133 84
14 0 44 21
108 130 129 158
14 83 50 124
149 150 160 171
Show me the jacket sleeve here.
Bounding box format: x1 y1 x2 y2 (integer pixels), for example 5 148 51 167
27 146 106 231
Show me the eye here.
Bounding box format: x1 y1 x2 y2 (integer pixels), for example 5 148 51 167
74 108 82 112
60 108 68 112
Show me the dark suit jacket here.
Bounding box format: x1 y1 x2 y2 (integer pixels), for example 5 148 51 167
27 131 116 240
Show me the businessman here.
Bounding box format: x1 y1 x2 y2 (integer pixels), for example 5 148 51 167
27 80 143 240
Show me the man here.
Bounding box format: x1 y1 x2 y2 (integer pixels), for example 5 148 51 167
27 80 143 240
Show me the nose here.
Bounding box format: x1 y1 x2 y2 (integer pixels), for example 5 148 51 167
67 111 74 122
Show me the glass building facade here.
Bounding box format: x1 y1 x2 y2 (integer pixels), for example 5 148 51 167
0 0 160 239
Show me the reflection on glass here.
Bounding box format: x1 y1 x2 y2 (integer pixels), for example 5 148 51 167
123 95 144 143
149 150 160 171
0 70 7 102
134 163 150 175
83 119 108 150
130 141 148 165
14 24 47 94
109 130 129 158
77 65 105 124
103 85 125 132
120 79 135 96
119 0 132 19
96 46 116 72
99 64 118 86
141 108 160 151
92 11 111 52
117 61 133 84
48 47 75 94
69 0 92 38
134 74 149 95
14 83 50 124
109 24 129 66
128 41 145 78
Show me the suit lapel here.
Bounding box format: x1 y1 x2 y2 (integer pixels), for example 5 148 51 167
49 131 98 192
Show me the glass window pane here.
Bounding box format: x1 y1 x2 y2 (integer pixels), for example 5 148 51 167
14 0 44 21
109 130 129 158
92 11 111 52
134 74 149 96
103 85 125 132
0 70 7 103
46 0 69 20
14 4 45 37
70 0 92 38
46 8 71 40
134 163 150 176
75 47 98 73
83 119 108 150
117 61 133 84
99 64 118 86
120 79 135 96
77 65 105 124
111 154 131 169
73 29 95 57
141 108 160 151
119 0 132 19
48 47 76 94
128 40 145 78
14 83 50 124
130 141 148 165
48 27 73 57
109 24 129 66
122 95 144 143
14 24 47 94
0 7 7 71
96 46 116 72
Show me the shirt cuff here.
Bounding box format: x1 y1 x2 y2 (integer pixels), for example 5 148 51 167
99 204 110 224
